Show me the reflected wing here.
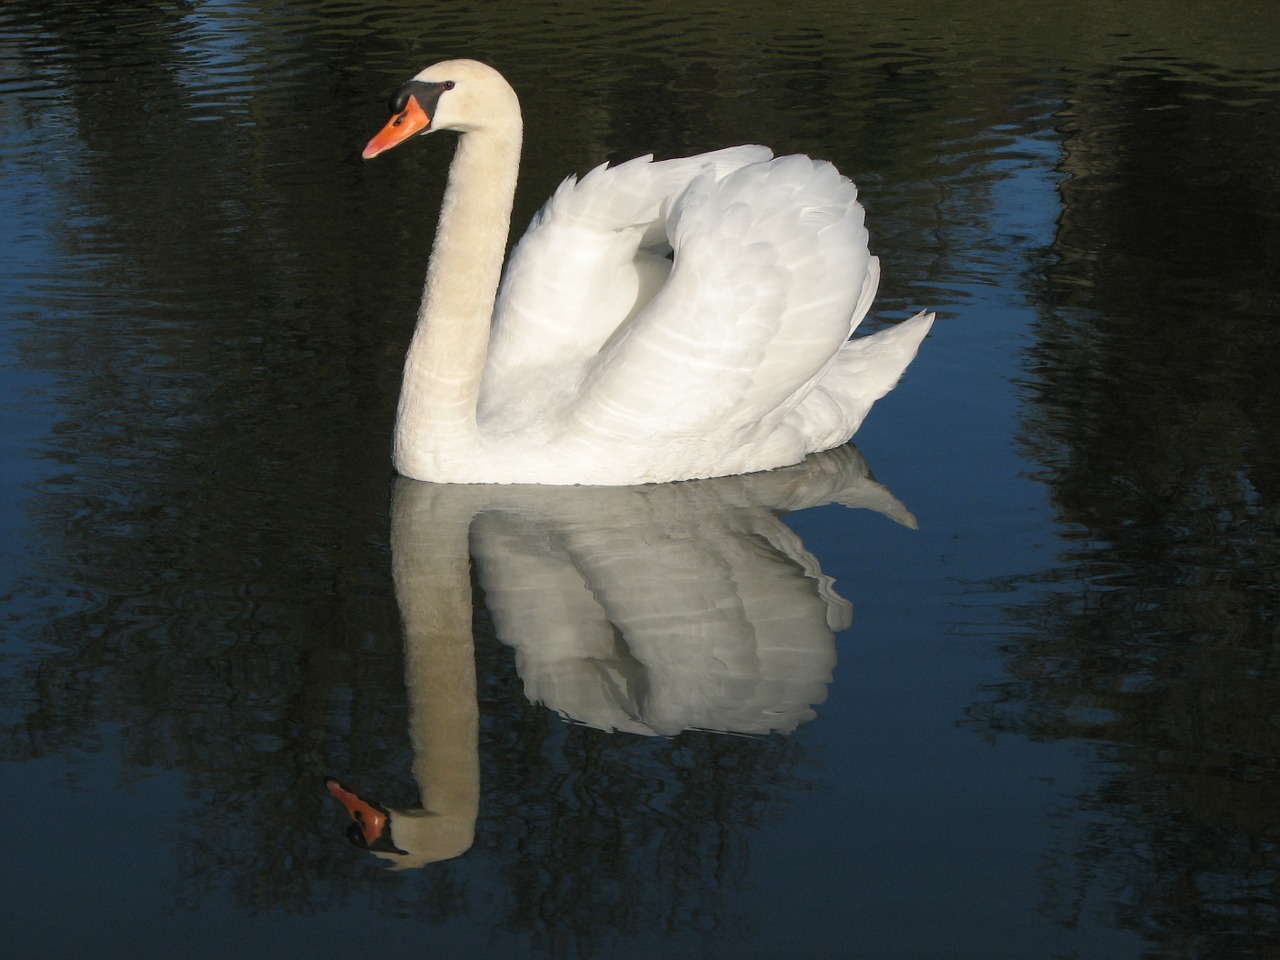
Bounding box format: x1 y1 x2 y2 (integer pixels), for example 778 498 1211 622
472 502 837 736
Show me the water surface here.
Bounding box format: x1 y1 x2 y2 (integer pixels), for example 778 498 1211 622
2 1 1279 958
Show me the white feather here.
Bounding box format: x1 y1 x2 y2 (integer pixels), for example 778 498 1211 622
370 60 934 485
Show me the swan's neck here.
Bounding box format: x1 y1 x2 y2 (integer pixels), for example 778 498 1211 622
394 122 522 474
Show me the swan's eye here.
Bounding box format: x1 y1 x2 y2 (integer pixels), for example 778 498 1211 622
389 80 454 117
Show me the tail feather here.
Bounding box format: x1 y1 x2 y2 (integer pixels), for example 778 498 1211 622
793 310 935 450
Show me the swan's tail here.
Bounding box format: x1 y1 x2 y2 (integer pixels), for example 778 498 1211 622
794 309 936 450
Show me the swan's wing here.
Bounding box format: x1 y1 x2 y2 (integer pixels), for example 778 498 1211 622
567 156 878 446
483 146 774 400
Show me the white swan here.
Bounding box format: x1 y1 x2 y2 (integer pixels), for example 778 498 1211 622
363 59 934 485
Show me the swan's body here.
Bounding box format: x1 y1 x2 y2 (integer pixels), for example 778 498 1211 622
364 59 934 485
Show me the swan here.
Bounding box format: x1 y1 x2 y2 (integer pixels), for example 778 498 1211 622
362 59 934 485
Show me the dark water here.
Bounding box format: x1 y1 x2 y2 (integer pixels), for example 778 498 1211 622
3 1 1279 957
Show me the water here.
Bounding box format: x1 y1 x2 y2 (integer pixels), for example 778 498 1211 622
2 1 1279 957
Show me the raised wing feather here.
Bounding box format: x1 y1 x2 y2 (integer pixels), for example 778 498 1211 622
480 146 773 422
568 156 877 444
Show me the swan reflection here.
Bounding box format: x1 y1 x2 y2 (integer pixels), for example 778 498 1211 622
327 445 915 868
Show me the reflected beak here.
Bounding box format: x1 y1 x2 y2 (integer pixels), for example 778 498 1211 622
362 95 431 160
324 777 390 847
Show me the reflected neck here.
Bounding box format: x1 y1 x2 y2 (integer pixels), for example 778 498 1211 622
390 484 481 867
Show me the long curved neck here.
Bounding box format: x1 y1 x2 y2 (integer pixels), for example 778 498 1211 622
394 121 522 474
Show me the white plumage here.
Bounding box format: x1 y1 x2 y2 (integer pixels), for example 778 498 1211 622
363 59 934 485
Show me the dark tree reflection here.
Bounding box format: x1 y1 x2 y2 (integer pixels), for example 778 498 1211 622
977 56 1280 959
13 1 1280 957
483 703 805 957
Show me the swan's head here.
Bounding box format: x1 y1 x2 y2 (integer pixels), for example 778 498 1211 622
324 777 475 871
362 59 520 160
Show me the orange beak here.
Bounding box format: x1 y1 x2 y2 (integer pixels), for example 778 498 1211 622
362 95 431 160
325 777 390 846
